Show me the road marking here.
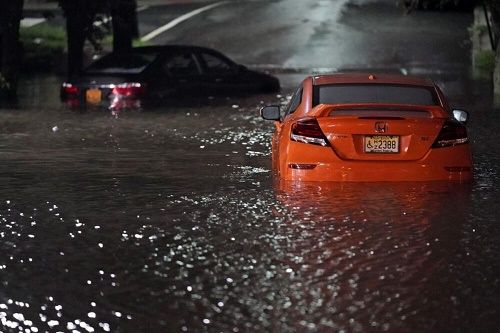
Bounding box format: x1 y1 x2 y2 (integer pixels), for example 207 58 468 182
140 1 229 42
137 5 149 12
21 18 45 28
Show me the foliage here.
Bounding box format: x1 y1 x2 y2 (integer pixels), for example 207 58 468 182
475 50 496 72
132 39 151 47
20 23 66 43
19 24 66 71
101 35 150 46
472 24 489 35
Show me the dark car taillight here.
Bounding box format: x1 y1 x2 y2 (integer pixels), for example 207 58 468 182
112 83 146 97
432 120 469 148
62 82 78 95
291 118 329 147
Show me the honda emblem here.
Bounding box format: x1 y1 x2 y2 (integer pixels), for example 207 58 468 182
375 122 388 133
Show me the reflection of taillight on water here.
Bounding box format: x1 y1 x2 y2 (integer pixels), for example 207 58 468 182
110 97 142 111
432 120 468 148
62 82 79 95
291 118 330 147
111 82 146 97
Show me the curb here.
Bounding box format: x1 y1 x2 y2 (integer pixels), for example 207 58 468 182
23 0 218 11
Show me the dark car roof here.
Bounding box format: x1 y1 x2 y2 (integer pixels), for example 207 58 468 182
89 45 234 65
112 44 227 55
85 44 235 75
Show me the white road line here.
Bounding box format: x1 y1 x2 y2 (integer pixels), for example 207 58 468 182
140 1 229 42
137 5 150 12
21 18 46 28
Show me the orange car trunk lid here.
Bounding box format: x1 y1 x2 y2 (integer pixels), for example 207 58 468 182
316 106 446 161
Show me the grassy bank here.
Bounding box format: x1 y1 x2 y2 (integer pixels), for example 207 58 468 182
475 49 496 72
20 23 66 72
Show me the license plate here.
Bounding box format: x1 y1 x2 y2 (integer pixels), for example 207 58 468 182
364 135 399 153
86 88 102 104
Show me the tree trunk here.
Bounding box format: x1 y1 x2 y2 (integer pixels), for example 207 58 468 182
60 0 90 78
60 0 138 76
494 46 500 107
110 0 138 52
490 3 500 106
65 10 87 78
0 0 24 100
490 3 500 48
59 0 102 78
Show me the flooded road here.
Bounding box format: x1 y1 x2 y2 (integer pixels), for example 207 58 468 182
1 73 499 333
2 0 500 332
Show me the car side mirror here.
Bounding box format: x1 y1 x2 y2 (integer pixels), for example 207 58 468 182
453 109 469 124
260 105 281 121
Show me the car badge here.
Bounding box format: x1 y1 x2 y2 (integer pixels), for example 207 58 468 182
375 122 388 133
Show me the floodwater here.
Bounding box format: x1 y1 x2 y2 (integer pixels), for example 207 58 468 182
0 73 499 333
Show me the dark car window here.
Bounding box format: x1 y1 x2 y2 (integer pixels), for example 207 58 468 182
199 52 235 74
86 53 157 74
285 86 303 115
163 53 200 76
314 84 439 106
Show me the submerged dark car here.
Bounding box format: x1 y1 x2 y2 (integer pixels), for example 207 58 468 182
60 45 280 109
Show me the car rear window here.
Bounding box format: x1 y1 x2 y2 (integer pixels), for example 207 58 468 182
314 84 439 106
86 53 158 74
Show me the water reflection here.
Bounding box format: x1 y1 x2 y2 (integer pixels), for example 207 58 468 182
269 180 478 332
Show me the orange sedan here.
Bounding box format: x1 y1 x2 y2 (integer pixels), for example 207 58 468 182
261 73 472 182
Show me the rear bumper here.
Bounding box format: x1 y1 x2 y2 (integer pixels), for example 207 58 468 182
279 143 473 182
61 94 142 110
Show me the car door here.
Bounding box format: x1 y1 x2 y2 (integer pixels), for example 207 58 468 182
196 50 241 94
156 52 202 98
274 85 303 172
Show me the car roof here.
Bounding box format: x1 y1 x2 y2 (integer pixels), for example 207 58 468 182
86 44 236 74
312 73 435 87
116 44 222 54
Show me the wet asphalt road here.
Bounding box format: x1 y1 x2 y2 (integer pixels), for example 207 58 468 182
2 0 500 332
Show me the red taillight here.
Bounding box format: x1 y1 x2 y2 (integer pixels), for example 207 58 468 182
432 120 468 148
291 118 329 146
62 82 78 95
112 83 146 97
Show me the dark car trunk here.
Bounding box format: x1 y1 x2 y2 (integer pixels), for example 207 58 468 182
62 74 143 106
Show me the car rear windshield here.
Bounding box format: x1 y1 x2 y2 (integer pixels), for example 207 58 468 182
313 84 440 106
86 53 158 74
